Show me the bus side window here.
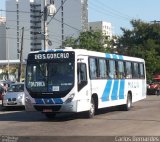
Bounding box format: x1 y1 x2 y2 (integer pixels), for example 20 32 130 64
132 62 139 78
99 59 108 79
117 61 125 79
139 63 145 79
125 61 132 79
109 60 116 79
78 63 88 91
89 58 98 79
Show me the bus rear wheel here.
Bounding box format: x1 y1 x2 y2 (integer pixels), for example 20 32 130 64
120 94 132 111
124 94 132 111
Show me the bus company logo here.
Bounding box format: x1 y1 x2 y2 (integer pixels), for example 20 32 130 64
34 53 70 60
128 81 140 89
44 99 52 104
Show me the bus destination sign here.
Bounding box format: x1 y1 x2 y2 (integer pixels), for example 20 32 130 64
28 52 74 60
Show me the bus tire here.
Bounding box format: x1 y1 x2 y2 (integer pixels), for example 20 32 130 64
86 97 95 118
123 94 132 111
45 113 56 119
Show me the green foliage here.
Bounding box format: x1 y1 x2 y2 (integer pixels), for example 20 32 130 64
63 31 113 53
0 64 25 81
64 20 160 80
117 19 160 80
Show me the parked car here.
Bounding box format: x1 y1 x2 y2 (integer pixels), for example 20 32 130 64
147 75 160 95
2 83 25 108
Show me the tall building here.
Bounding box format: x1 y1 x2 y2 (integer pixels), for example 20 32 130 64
89 21 112 39
46 0 88 49
5 0 88 60
30 0 42 51
6 0 31 60
0 17 7 60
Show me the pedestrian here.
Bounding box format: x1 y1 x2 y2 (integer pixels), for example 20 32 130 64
3 83 8 93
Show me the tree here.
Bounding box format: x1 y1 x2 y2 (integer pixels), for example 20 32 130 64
117 19 160 80
63 31 113 53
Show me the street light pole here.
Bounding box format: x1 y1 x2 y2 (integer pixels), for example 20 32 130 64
7 38 9 80
43 0 56 50
61 0 64 48
17 27 24 82
6 27 10 80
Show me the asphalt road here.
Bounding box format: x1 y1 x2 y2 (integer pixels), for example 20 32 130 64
0 95 160 142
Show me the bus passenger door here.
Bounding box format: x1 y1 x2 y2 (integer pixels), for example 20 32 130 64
76 56 91 112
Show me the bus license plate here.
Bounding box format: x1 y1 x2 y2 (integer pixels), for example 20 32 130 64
43 109 53 112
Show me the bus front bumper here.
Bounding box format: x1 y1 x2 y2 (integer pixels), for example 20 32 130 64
25 99 90 113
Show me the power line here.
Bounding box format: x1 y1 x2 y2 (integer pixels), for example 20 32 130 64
52 18 81 32
0 9 30 14
1 2 81 33
92 1 133 20
89 2 131 22
0 36 30 41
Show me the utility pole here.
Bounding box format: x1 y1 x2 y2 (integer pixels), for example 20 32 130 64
43 0 56 50
16 0 20 59
44 0 48 50
61 0 64 48
18 27 24 82
6 27 10 80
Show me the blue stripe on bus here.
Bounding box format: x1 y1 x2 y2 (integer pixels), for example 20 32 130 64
35 99 44 104
47 50 54 52
54 98 63 104
105 53 111 58
102 79 125 102
112 54 117 59
43 98 54 104
102 80 112 102
105 53 124 60
54 50 64 52
118 55 124 60
119 80 125 99
111 80 119 100
35 98 63 104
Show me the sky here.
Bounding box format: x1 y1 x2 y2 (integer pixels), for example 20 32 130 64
0 0 160 35
88 0 160 35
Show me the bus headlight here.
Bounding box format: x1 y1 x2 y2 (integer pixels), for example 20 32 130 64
18 95 23 100
65 93 75 103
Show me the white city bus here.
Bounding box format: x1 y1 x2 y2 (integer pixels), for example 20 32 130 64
25 48 146 118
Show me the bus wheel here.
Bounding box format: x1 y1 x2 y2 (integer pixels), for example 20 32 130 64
86 98 95 118
123 94 132 111
45 113 56 119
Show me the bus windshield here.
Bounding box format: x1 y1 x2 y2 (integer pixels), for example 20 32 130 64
26 52 75 94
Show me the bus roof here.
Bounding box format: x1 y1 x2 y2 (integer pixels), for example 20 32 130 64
28 48 145 62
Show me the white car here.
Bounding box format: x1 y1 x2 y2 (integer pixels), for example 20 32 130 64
3 83 25 108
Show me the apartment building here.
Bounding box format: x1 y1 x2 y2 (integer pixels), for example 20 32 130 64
0 17 7 60
89 21 112 39
5 0 88 60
